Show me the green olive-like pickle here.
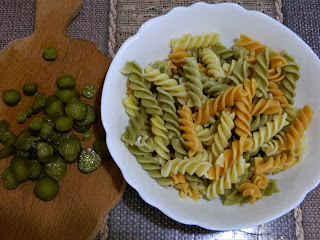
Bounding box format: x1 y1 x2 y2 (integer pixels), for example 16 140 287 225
2 89 21 106
34 177 59 201
44 157 67 181
1 168 19 190
56 75 76 89
59 134 81 163
78 148 102 174
38 154 59 165
29 159 42 180
33 92 46 113
65 98 87 121
23 83 38 96
0 130 16 145
46 133 63 152
42 47 57 61
82 130 93 142
45 98 65 116
29 118 43 131
14 148 31 158
14 130 35 151
36 142 54 160
18 111 28 123
26 106 34 118
82 85 97 99
55 115 74 132
0 144 14 159
93 136 111 159
76 105 96 127
11 157 31 182
55 89 80 103
40 122 54 139
73 123 91 133
0 120 9 130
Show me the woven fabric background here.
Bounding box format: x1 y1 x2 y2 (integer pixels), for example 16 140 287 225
282 1 320 239
282 0 319 57
283 0 320 239
0 1 319 240
114 0 276 52
107 187 297 239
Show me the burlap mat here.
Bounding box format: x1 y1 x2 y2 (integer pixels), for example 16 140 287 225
282 2 320 239
114 0 277 52
282 0 320 58
0 1 319 240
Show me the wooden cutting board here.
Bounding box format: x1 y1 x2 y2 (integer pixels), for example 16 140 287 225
0 0 126 239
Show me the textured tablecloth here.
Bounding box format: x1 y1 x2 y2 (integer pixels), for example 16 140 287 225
0 1 319 240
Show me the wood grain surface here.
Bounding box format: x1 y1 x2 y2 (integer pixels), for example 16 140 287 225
0 0 126 239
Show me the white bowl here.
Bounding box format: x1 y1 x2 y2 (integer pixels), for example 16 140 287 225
101 2 320 230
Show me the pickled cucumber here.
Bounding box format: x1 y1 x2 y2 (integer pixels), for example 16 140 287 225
36 142 54 160
33 92 46 113
55 89 80 103
65 98 87 121
56 75 75 89
40 123 53 139
0 120 9 131
11 157 31 182
34 177 59 201
45 98 64 116
93 137 111 160
14 148 30 158
73 123 91 133
18 111 28 123
29 159 42 180
23 83 38 96
78 149 101 174
44 157 67 181
0 144 14 159
42 47 57 61
76 105 96 127
59 134 81 163
38 154 59 165
55 115 74 132
26 106 34 118
29 118 43 131
14 130 35 151
82 130 93 142
82 85 97 99
2 89 21 106
1 168 19 190
0 130 16 145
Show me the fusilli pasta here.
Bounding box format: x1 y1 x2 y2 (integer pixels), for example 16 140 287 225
178 105 203 157
120 32 314 205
